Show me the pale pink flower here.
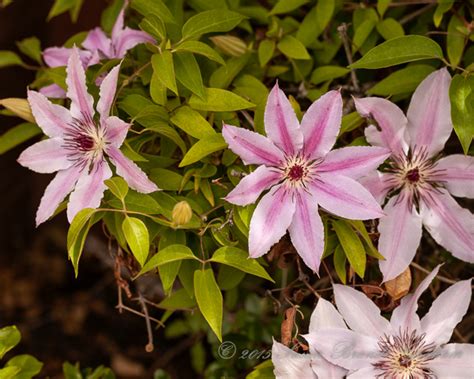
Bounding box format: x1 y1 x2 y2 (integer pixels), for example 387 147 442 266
272 298 348 378
18 47 158 226
355 68 474 282
223 83 389 272
41 1 154 98
305 265 473 378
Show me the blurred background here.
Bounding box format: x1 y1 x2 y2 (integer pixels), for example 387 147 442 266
0 1 184 377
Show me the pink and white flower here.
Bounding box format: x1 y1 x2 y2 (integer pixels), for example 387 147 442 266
272 299 348 378
18 47 158 226
305 265 473 378
41 1 155 98
223 83 390 272
355 68 474 282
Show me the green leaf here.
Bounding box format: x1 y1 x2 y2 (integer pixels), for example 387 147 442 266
194 269 223 341
296 6 320 45
376 18 404 41
433 0 454 28
277 35 311 60
333 245 347 284
181 10 245 41
122 217 150 267
170 106 215 139
0 326 21 359
310 65 349 85
149 168 193 191
316 0 335 33
367 64 436 96
449 74 474 153
333 220 366 278
145 121 187 154
377 0 391 17
131 0 176 24
179 133 227 167
174 52 205 99
339 112 364 135
47 0 83 22
174 41 225 65
349 35 443 69
210 246 274 282
353 18 377 53
139 244 197 275
158 288 196 310
269 0 309 15
105 177 129 202
258 39 275 67
189 88 255 111
67 208 96 276
5 355 43 379
16 37 42 63
0 123 41 155
447 14 465 69
0 50 23 68
348 220 385 260
140 14 166 41
151 51 178 96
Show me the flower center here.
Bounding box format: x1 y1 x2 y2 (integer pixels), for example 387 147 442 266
288 164 305 181
373 329 438 379
405 167 420 183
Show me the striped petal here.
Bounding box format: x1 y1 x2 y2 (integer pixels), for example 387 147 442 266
434 154 474 198
264 82 303 155
355 96 408 155
224 165 281 206
82 27 112 57
113 28 155 58
421 189 474 263
301 90 343 159
407 68 452 157
288 190 324 272
429 344 474 378
222 124 284 166
97 64 121 120
107 145 158 193
249 184 295 258
39 84 67 99
310 174 384 220
318 146 390 179
271 340 316 379
104 116 129 147
378 192 423 282
358 170 394 204
18 138 71 173
66 47 95 120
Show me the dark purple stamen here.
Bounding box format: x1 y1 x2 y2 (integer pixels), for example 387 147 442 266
288 165 304 181
406 168 420 183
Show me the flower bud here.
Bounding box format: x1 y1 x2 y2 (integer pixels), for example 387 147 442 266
210 35 248 57
172 201 193 227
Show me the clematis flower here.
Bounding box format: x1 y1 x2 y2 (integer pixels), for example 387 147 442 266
41 1 154 98
354 68 474 282
272 299 348 378
304 265 473 378
222 83 390 272
18 47 158 226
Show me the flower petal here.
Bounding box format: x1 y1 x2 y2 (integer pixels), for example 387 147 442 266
82 27 112 57
304 328 379 370
43 47 73 67
35 165 83 226
18 138 71 173
309 298 347 333
354 96 408 155
113 28 155 58
107 145 159 193
271 340 316 379
347 367 378 379
420 189 474 263
311 351 348 379
301 90 343 159
67 159 112 222
407 68 452 156
104 116 129 147
310 174 384 220
66 47 95 120
249 185 295 258
429 344 474 379
358 171 394 204
390 265 440 334
222 124 284 166
97 64 121 120
111 6 125 39
39 84 67 99
421 279 472 345
334 284 391 337
434 154 474 198
27 90 72 138
264 82 303 155
288 190 324 272
318 146 390 179
224 165 281 206
378 192 423 282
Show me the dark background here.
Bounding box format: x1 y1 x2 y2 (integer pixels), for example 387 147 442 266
0 1 177 377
